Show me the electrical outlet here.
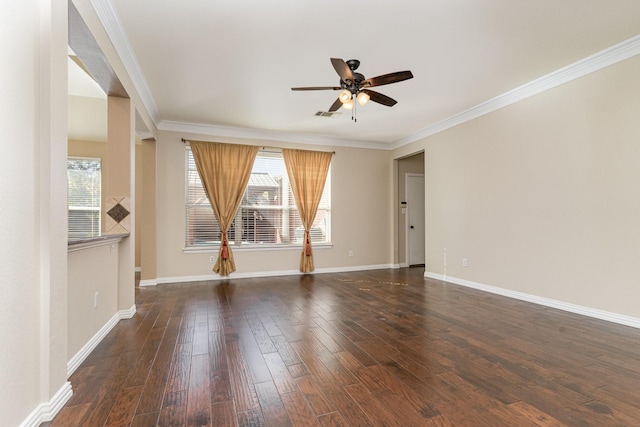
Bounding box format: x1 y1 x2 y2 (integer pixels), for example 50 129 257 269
94 292 99 308
348 250 353 257
462 258 468 267
209 256 215 263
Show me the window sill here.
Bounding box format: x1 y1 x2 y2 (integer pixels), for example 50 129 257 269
183 243 333 254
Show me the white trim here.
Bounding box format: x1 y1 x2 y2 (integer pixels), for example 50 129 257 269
66 304 136 377
160 120 390 150
183 243 333 254
155 264 394 285
398 263 409 268
425 272 640 330
139 279 158 287
135 266 141 273
19 382 72 427
90 0 160 123
67 313 119 377
392 34 640 149
119 304 137 319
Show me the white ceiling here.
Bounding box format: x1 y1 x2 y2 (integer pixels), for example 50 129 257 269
91 0 640 148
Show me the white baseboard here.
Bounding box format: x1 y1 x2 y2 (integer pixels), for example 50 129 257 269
425 272 640 330
19 381 72 427
67 304 137 377
154 263 395 285
119 304 137 319
139 279 158 287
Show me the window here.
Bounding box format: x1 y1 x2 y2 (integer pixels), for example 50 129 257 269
185 148 331 249
67 157 101 238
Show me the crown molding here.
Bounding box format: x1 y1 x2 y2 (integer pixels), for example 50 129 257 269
392 33 640 149
90 0 160 124
158 120 392 150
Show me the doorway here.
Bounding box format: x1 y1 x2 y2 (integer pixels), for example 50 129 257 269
406 173 425 266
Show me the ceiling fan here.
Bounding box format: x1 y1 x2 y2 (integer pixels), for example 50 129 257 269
291 58 413 115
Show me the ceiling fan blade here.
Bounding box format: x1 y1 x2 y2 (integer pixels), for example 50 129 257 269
362 70 413 88
291 86 341 91
362 89 397 107
328 98 343 112
330 58 353 82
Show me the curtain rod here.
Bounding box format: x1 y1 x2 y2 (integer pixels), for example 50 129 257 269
181 138 335 154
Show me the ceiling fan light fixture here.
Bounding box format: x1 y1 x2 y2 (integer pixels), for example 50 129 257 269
357 91 370 106
343 99 354 110
338 89 352 104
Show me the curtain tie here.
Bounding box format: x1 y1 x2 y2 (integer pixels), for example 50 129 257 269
305 230 312 256
221 232 229 259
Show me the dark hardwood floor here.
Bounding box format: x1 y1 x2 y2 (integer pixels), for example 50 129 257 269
44 268 640 426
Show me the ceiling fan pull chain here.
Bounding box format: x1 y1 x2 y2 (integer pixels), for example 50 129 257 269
353 97 357 122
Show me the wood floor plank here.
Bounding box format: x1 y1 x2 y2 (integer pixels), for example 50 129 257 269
136 316 181 415
236 407 265 427
271 335 303 366
263 351 298 394
343 383 402 427
506 401 565 426
210 369 233 404
130 411 159 427
295 375 333 416
225 340 260 412
210 400 237 427
47 269 640 427
315 382 373 427
158 390 187 427
316 412 349 427
254 380 292 427
103 385 143 427
186 354 212 427
281 391 320 427
245 311 277 353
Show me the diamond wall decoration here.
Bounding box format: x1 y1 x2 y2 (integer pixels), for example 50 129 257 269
107 203 130 223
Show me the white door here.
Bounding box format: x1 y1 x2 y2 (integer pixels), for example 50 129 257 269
406 174 425 266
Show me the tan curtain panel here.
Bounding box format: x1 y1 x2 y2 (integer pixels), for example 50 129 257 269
190 141 258 276
282 148 332 273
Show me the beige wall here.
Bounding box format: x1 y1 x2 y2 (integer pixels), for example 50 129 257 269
140 140 158 281
394 55 640 318
155 130 393 280
67 242 120 359
135 143 142 267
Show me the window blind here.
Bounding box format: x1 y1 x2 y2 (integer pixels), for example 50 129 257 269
68 157 101 238
185 148 331 249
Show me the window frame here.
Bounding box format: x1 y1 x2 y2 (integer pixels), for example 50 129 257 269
67 156 102 239
183 146 332 252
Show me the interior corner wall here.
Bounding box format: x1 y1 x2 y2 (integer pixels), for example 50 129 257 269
398 55 640 319
154 130 393 280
